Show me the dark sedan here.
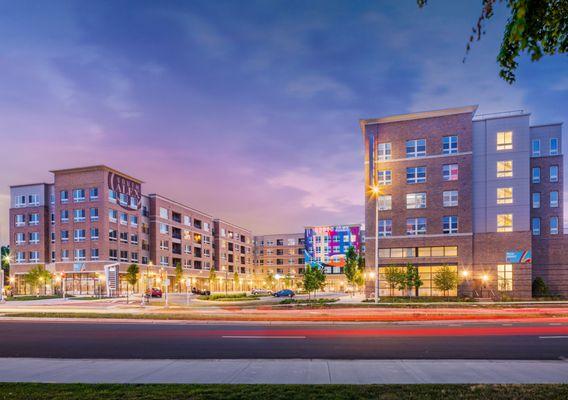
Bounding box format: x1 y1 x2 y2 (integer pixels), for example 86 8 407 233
273 289 295 298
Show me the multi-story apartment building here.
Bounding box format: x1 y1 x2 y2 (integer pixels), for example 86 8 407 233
253 233 305 289
360 106 567 299
213 219 254 290
8 165 256 295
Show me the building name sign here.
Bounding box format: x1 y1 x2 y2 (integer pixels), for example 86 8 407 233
108 171 141 210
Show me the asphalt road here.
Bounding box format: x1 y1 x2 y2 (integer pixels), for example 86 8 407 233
0 320 567 360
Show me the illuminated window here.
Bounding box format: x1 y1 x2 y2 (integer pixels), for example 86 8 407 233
406 192 426 209
497 188 513 204
497 214 513 232
497 161 513 178
497 264 513 291
497 131 513 150
377 143 391 161
378 195 392 211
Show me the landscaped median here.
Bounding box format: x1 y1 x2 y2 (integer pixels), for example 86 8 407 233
196 292 260 302
0 383 566 400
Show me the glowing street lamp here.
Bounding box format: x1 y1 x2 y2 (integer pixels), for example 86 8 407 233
369 184 381 303
481 274 489 297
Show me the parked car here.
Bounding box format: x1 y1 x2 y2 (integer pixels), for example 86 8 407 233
273 289 295 298
251 289 272 296
191 287 211 296
146 287 162 298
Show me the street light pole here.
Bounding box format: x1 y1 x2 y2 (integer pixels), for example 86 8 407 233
371 185 381 304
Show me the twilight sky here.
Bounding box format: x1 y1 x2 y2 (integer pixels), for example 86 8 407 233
1 0 567 244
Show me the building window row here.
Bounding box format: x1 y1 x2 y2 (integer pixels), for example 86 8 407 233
14 194 40 208
378 216 459 237
377 164 459 186
378 191 459 211
532 217 560 235
377 136 459 161
531 166 559 183
378 246 458 258
531 138 560 157
58 188 98 204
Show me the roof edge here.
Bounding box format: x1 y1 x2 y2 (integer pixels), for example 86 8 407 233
49 165 144 184
360 105 478 128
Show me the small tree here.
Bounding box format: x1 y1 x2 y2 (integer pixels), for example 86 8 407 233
265 272 276 290
407 264 422 297
433 266 458 298
343 246 359 296
24 265 52 296
233 271 240 291
125 264 139 304
532 277 550 297
384 266 405 296
174 262 184 293
209 268 218 291
303 265 326 299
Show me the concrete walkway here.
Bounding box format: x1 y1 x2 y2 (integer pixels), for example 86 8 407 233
0 358 567 384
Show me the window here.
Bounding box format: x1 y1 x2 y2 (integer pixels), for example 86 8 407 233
60 190 69 203
73 189 85 202
160 223 169 234
406 167 426 184
130 234 138 244
406 139 426 158
443 216 458 234
74 249 86 261
497 214 513 232
532 192 540 209
29 251 40 263
29 213 39 225
61 249 70 261
119 193 128 206
550 165 559 182
89 187 98 200
120 232 128 243
50 194 55 204
159 207 168 219
377 170 392 185
550 138 559 155
90 228 99 240
497 131 513 150
16 252 25 263
74 209 86 222
531 139 541 156
28 194 39 206
15 232 25 245
378 195 392 211
497 264 513 291
130 215 138 227
51 232 55 243
496 188 513 204
74 229 86 242
442 164 458 181
406 193 426 209
109 209 118 222
109 229 117 241
550 217 559 234
15 195 26 207
109 249 117 261
532 218 541 235
497 161 513 178
129 197 137 209
120 251 128 262
60 210 69 223
131 252 139 263
184 215 191 226
61 230 69 242
160 256 169 266
532 167 541 183
443 190 458 207
406 218 426 235
550 191 559 208
90 207 99 221
91 249 99 261
29 232 39 244
108 189 117 203
120 212 128 225
377 143 391 161
378 220 392 237
15 214 25 226
443 136 458 155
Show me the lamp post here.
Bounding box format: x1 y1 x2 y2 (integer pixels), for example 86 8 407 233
1 254 11 303
370 185 381 303
481 274 489 297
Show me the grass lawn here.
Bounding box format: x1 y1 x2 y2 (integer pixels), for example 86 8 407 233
198 293 260 301
0 383 567 400
6 295 62 301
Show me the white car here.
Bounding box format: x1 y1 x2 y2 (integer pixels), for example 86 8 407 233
251 289 272 296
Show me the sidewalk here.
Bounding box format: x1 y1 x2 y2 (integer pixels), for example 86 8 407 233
0 358 566 384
